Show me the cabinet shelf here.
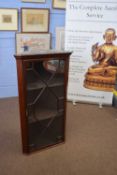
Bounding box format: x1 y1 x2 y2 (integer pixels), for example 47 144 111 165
28 107 63 123
26 69 64 91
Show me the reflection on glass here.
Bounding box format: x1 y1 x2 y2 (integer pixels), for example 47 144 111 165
43 60 64 74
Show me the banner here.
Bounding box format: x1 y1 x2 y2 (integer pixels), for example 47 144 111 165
65 0 117 104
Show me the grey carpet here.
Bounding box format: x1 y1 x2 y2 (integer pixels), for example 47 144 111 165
0 97 117 175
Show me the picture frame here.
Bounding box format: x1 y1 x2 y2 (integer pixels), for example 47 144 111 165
21 8 49 33
16 33 51 54
55 27 65 50
22 0 46 3
0 8 18 31
53 0 66 9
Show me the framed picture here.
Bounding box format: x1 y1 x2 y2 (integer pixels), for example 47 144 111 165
0 8 18 31
16 33 51 54
53 0 66 9
22 0 46 3
56 27 65 50
21 8 49 33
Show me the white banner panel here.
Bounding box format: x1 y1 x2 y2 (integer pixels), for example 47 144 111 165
65 0 117 104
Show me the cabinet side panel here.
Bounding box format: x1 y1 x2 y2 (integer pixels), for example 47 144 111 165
63 57 70 141
16 59 29 153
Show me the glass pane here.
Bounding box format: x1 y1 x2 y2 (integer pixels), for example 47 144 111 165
24 59 65 151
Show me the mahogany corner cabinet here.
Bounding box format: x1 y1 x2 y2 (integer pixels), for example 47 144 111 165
14 50 72 154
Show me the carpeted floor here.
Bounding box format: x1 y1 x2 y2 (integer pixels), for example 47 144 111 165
0 97 117 175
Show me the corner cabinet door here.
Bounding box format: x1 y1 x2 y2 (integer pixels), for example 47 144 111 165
23 59 66 152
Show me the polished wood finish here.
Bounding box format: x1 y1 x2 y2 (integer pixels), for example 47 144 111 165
14 50 72 154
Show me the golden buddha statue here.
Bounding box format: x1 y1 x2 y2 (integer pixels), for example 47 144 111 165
84 28 117 91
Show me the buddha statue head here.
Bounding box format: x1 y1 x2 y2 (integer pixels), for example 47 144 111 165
103 28 116 44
